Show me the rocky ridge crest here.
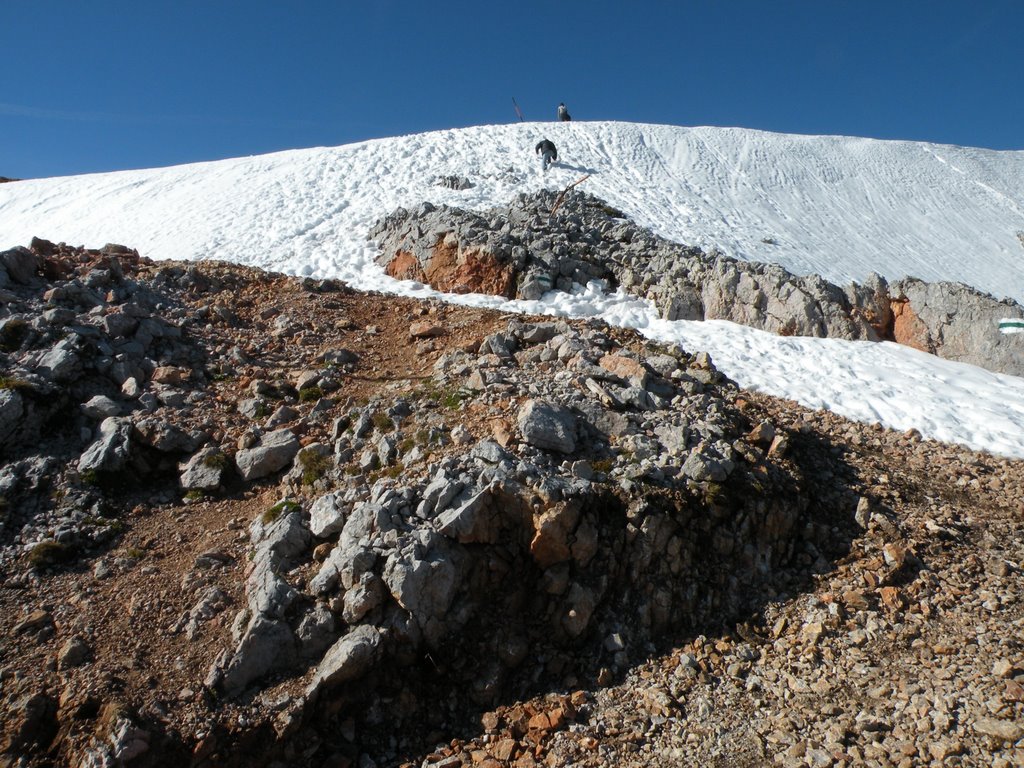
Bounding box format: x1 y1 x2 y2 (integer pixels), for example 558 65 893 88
370 189 1024 377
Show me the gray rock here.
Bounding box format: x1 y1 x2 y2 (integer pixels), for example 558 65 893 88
237 398 266 419
480 331 517 358
295 370 321 391
358 448 379 472
436 489 502 544
37 338 82 382
517 399 577 453
891 277 1024 376
107 715 150 764
235 429 300 480
517 271 554 301
154 386 187 408
306 625 382 696
320 348 357 365
133 418 198 453
81 395 121 420
265 404 299 428
383 530 461 645
57 635 92 669
515 321 560 344
247 560 299 619
352 410 373 438
416 472 464 518
376 435 397 467
121 377 142 398
296 604 336 660
219 614 297 697
0 388 25 444
0 247 40 284
102 312 138 338
134 317 180 347
309 499 395 595
79 417 134 473
250 506 312 562
681 441 734 482
310 538 377 596
470 438 513 465
179 447 228 491
309 491 348 538
342 572 385 623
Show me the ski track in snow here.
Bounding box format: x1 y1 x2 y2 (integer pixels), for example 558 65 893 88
2 121 1024 458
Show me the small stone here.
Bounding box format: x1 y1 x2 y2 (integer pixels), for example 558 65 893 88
451 425 473 445
14 610 53 636
974 718 1024 742
993 659 1016 678
854 496 872 528
58 636 92 670
1004 679 1024 702
929 741 962 760
409 321 444 338
746 420 776 446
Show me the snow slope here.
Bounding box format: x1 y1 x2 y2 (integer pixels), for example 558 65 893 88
2 121 1024 457
4 122 1024 301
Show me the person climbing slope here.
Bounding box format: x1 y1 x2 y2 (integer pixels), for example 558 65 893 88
557 102 572 122
535 139 558 171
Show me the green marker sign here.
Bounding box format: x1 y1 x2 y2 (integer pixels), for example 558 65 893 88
999 318 1024 334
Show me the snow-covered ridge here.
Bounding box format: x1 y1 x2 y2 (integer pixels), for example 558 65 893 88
2 121 1024 458
2 121 1024 303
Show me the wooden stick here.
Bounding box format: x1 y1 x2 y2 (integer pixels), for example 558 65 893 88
549 174 591 218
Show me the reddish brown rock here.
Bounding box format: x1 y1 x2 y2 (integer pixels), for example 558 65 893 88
409 321 444 339
891 299 933 353
598 353 649 385
385 250 426 283
419 237 516 298
529 501 581 568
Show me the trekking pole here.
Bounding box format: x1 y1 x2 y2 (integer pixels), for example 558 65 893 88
512 97 525 122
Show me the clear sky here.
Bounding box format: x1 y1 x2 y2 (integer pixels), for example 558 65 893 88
4 1 1023 179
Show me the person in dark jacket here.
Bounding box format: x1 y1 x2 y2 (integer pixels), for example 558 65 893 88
557 102 571 121
535 139 557 171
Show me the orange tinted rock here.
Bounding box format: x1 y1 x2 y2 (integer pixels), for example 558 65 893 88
423 238 516 298
384 250 426 282
891 299 933 353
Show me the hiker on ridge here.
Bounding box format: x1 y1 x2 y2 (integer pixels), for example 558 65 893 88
535 139 558 172
557 102 571 122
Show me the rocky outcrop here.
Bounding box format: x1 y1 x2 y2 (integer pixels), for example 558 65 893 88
891 277 1024 374
371 190 1024 376
208 505 310 697
203 317 819 711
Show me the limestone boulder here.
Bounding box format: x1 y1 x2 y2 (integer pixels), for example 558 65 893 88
235 429 300 480
517 399 577 454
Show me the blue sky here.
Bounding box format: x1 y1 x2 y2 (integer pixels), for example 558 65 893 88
3 1 1023 178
